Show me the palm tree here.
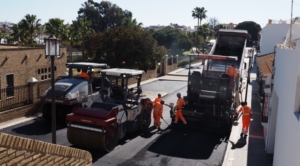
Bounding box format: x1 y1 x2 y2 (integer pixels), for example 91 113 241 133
198 23 213 53
122 17 143 28
10 23 28 44
71 18 95 61
45 18 65 38
192 7 207 52
20 14 42 44
192 7 207 28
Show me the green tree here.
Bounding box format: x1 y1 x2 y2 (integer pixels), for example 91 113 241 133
86 26 166 70
234 21 262 41
192 7 207 27
10 23 28 44
152 27 192 55
71 18 95 61
122 17 143 28
198 23 213 52
45 18 65 38
187 31 203 50
0 30 8 44
78 0 132 32
19 14 42 44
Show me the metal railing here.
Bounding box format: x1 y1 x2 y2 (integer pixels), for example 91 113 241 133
0 84 31 112
37 80 51 101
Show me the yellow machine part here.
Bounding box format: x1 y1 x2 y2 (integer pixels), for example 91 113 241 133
67 126 119 152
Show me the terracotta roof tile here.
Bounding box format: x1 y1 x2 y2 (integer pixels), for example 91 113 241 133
257 53 274 77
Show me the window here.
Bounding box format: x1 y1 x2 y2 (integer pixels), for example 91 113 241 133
38 69 41 74
6 74 14 98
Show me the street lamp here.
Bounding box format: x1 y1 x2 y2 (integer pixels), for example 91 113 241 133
44 35 60 144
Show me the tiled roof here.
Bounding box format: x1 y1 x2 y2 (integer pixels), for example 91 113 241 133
0 132 92 166
257 53 275 77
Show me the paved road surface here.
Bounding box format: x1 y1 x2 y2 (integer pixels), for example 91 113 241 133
0 72 230 166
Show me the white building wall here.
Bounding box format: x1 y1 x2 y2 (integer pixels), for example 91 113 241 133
272 44 300 166
266 91 278 153
260 24 290 55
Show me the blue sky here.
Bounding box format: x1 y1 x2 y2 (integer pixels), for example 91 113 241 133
0 0 298 29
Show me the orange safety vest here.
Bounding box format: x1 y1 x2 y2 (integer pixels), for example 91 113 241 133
80 72 90 80
175 98 185 111
226 67 235 77
238 106 252 121
153 101 163 116
153 97 161 107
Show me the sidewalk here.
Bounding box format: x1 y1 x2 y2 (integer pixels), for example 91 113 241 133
222 59 273 166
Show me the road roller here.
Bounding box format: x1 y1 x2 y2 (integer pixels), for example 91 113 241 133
66 68 153 152
40 62 110 122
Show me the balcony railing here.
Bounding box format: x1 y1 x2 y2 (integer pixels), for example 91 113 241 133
0 84 31 112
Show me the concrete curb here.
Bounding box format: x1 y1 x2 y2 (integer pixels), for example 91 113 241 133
0 132 92 165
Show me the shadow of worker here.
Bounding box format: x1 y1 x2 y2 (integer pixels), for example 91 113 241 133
230 137 247 149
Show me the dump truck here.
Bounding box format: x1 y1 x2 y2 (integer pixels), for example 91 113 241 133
171 29 253 133
66 68 153 152
40 62 110 122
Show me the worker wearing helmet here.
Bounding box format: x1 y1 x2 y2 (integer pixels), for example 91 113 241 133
174 93 187 124
153 100 165 131
236 102 252 138
80 69 90 80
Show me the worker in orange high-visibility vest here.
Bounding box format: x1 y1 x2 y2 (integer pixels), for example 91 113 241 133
236 102 252 138
153 94 162 107
153 100 165 131
226 64 238 79
174 93 187 124
80 69 90 80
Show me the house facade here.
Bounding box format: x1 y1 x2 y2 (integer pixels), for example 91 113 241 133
261 24 300 165
259 24 290 55
0 45 67 88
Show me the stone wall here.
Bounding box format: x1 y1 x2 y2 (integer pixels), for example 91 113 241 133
159 55 179 75
0 47 67 87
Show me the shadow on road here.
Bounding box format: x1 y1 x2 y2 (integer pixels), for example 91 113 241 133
70 128 158 163
147 128 228 159
10 118 67 135
229 137 247 149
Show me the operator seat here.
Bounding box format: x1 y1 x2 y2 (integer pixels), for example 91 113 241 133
111 85 125 102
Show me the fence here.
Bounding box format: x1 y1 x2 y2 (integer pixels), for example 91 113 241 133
36 80 51 101
0 84 31 112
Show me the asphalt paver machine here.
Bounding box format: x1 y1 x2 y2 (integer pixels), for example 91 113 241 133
172 54 241 133
66 68 153 152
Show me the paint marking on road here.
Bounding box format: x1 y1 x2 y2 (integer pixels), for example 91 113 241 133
249 134 264 139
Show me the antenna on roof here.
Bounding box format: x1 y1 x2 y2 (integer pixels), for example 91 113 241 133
290 0 293 46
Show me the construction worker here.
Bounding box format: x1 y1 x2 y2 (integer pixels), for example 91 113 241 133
153 94 162 107
236 102 252 138
226 64 238 79
80 69 90 80
174 93 187 124
153 100 165 131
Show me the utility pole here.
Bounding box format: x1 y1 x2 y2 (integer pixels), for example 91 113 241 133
290 0 294 46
